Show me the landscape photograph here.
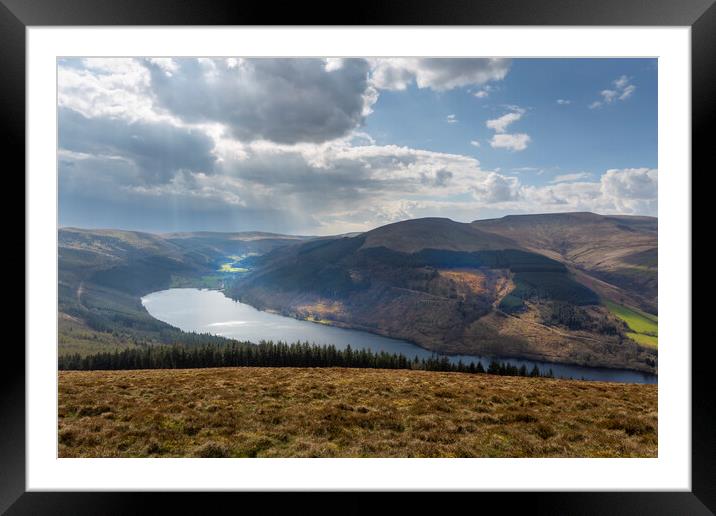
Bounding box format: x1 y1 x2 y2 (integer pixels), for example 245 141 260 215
57 57 658 458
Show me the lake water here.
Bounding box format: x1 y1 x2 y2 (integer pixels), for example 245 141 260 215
141 288 657 384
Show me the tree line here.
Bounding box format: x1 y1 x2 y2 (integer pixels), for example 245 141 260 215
541 301 622 335
58 340 554 378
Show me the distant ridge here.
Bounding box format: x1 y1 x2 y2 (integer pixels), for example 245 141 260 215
361 217 520 253
57 213 658 373
230 212 657 373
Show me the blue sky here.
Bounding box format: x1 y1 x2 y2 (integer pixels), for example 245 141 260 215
58 58 657 235
365 59 657 185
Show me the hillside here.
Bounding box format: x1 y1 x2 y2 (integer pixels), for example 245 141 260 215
472 212 657 314
58 367 657 458
58 227 311 355
361 217 519 253
58 214 658 373
162 231 308 257
231 215 657 373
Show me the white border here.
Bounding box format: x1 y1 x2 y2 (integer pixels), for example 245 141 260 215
27 27 691 491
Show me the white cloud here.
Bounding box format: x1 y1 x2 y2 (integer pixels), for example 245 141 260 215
446 114 458 124
619 84 636 101
360 167 657 223
556 99 571 105
60 105 658 229
484 106 530 152
57 58 656 233
490 133 531 152
473 85 494 98
590 75 636 109
485 106 530 151
613 75 629 89
486 107 525 133
472 172 521 202
58 58 164 123
600 167 657 213
370 58 511 91
601 89 619 103
550 172 592 183
518 168 657 216
324 58 344 72
147 58 178 76
60 107 518 232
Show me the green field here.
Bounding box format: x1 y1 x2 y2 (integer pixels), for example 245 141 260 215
219 262 249 273
604 300 658 348
626 332 658 348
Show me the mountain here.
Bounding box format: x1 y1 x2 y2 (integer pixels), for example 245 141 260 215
471 212 657 314
361 217 519 253
58 227 311 355
58 214 658 373
230 214 657 373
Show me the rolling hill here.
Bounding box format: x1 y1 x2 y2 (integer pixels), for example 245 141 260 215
230 214 657 373
58 213 658 373
58 227 311 355
472 212 657 314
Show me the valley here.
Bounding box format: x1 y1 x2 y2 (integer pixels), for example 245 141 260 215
58 227 310 355
51 56 663 463
58 212 658 375
230 215 657 373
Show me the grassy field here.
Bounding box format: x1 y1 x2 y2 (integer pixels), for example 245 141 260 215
219 263 249 273
604 300 658 348
626 332 658 348
59 367 657 458
58 315 139 357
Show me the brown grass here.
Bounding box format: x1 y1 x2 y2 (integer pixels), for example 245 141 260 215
439 269 489 295
58 367 657 458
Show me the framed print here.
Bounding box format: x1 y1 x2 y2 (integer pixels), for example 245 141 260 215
5 0 712 513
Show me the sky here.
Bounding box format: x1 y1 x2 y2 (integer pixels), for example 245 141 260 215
58 57 657 235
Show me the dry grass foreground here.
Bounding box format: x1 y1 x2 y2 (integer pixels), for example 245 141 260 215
58 367 657 458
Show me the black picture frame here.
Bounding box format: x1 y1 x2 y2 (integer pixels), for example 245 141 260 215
4 0 711 513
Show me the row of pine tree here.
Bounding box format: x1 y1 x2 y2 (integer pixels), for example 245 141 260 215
59 340 554 378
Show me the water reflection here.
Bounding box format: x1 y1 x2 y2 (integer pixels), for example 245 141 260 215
141 288 657 384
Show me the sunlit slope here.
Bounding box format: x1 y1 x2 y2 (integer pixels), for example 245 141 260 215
472 212 657 315
59 367 657 458
232 216 657 373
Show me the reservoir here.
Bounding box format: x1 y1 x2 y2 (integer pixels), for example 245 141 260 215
141 288 657 384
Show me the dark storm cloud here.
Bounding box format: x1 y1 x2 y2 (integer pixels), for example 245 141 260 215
144 58 373 145
229 149 420 199
58 107 216 184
